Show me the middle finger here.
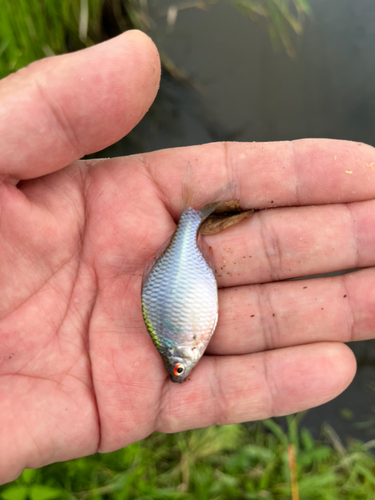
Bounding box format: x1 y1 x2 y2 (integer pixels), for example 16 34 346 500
209 200 375 287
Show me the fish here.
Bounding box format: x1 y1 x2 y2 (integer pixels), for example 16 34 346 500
141 165 236 383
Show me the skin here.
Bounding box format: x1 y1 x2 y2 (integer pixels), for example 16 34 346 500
0 29 374 484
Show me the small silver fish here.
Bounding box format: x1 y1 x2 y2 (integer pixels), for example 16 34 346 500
141 166 235 383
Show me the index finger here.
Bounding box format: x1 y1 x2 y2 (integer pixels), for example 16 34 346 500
137 139 375 211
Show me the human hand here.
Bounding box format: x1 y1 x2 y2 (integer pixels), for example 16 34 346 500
1 29 373 484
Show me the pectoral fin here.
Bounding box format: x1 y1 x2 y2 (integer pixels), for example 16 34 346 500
197 233 216 274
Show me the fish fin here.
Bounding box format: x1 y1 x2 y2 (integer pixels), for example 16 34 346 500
182 162 202 210
199 180 237 220
197 233 216 274
141 233 173 292
182 162 237 220
200 208 255 235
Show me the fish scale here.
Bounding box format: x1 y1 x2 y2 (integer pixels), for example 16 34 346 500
142 206 218 382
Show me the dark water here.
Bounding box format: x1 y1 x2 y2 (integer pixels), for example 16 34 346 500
99 0 375 440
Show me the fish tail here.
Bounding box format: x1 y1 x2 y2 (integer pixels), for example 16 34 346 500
182 163 237 221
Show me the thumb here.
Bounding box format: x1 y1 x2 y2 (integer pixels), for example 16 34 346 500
0 30 160 180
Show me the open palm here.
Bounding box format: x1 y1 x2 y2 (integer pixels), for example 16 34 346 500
2 31 375 484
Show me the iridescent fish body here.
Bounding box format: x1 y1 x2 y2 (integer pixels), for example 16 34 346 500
141 169 234 383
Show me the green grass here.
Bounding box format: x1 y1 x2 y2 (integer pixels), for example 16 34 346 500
0 0 311 80
1 416 375 499
0 0 102 79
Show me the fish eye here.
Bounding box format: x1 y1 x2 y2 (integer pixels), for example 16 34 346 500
174 363 185 376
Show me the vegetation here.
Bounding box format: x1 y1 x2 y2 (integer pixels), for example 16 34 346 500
1 415 375 499
0 0 102 78
0 0 311 79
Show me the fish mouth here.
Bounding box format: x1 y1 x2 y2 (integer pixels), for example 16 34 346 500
168 372 188 384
